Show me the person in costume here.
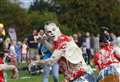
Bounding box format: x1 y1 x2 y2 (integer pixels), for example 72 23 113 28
32 22 95 82
0 23 19 82
93 26 120 82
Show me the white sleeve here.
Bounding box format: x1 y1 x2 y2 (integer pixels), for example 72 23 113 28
114 46 120 59
0 64 16 71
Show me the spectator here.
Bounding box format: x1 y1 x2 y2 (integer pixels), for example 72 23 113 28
15 41 22 64
77 32 84 47
72 33 79 46
82 32 93 65
37 29 59 82
37 29 46 40
39 39 59 82
9 40 19 78
93 33 100 53
0 23 19 82
99 26 113 46
21 38 28 63
37 29 47 56
27 29 38 63
9 40 17 66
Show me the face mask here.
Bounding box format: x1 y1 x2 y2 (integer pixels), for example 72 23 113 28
44 23 61 40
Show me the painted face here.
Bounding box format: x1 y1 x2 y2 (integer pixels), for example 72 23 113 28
44 23 61 40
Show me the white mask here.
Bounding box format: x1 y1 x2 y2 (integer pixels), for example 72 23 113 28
44 23 61 40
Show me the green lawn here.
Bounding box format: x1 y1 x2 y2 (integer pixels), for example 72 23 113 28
7 70 64 82
7 63 64 82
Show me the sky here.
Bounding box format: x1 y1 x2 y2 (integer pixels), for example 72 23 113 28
18 0 51 9
19 0 34 9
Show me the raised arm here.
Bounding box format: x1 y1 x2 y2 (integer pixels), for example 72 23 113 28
0 64 18 72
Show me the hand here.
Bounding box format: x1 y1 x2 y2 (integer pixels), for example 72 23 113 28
30 60 37 66
62 79 68 82
37 60 50 65
30 60 49 65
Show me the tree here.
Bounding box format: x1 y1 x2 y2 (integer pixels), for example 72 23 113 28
29 0 73 34
28 10 59 29
0 0 31 40
57 0 120 34
29 0 61 14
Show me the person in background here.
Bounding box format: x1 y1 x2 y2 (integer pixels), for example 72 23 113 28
0 23 19 82
77 32 84 48
99 26 113 45
15 41 22 64
83 32 93 65
37 29 46 39
72 33 79 46
93 33 99 53
9 40 17 66
27 29 38 63
21 38 28 63
37 29 59 82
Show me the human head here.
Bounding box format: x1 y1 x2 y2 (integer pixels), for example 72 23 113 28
101 26 110 34
32 29 38 35
86 32 90 37
100 26 112 47
39 29 45 36
44 22 61 40
77 32 81 37
73 34 78 40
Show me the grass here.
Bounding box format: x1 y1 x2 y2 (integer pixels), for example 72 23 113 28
7 63 64 82
8 72 64 82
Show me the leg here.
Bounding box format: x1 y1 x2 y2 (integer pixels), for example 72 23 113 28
86 48 91 65
72 73 95 82
51 63 59 82
43 65 51 82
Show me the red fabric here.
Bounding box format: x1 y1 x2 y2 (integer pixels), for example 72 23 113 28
94 45 119 70
70 68 85 81
53 34 72 50
0 57 4 82
54 35 85 81
59 57 85 81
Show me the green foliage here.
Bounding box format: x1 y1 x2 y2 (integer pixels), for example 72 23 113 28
60 24 74 35
0 0 31 40
57 0 120 33
29 0 72 34
1 0 120 39
29 0 60 13
7 63 64 82
29 10 59 29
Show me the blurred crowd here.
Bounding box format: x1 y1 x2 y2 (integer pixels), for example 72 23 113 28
72 31 119 65
4 27 120 70
1 21 120 82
